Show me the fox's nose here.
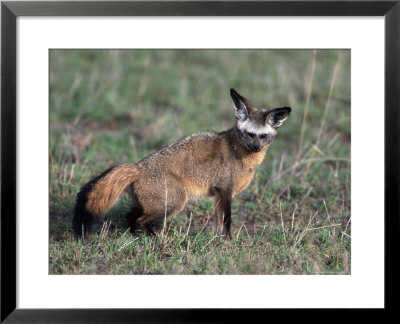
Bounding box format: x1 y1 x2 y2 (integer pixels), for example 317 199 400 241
253 138 261 152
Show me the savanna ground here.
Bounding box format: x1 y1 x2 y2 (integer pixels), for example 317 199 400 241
49 49 351 274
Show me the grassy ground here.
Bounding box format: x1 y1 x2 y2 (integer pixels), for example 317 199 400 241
49 49 351 274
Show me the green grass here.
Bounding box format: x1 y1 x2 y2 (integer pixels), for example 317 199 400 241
49 49 351 274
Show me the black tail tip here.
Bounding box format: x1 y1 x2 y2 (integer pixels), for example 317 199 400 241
72 220 84 239
72 208 94 239
72 215 85 239
72 188 95 239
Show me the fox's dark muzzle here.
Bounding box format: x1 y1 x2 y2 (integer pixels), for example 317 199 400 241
252 138 261 152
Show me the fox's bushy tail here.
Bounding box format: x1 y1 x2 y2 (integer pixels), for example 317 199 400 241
72 163 139 238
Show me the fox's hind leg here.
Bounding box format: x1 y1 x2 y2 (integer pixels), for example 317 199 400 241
136 214 162 235
125 186 144 234
125 206 143 234
136 187 187 236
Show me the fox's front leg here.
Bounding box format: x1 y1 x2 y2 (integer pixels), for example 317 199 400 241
215 189 233 239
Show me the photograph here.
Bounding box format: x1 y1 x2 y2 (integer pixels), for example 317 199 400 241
49 49 351 275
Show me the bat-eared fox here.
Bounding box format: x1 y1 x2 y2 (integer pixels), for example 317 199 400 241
72 89 291 239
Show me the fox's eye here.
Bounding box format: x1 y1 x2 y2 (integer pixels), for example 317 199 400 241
246 132 255 138
260 134 267 139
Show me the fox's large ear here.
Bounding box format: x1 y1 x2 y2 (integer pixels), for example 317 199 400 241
265 107 291 128
230 88 250 120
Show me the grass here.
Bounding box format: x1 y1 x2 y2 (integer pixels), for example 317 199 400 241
49 49 351 274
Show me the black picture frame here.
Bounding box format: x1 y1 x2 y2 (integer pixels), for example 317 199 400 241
1 0 399 322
